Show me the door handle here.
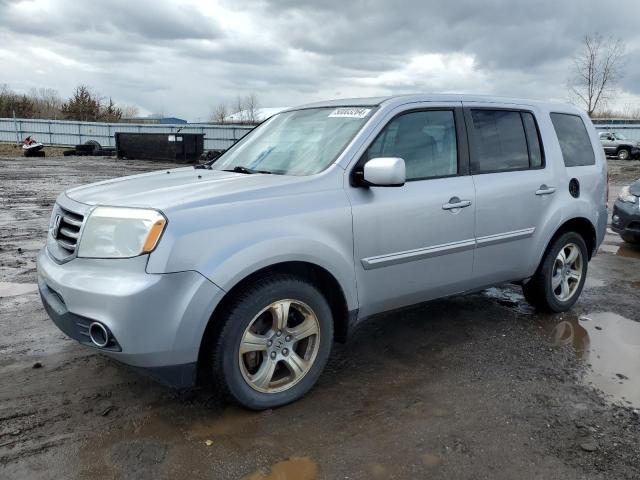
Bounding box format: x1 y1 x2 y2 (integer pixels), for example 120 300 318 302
535 185 556 196
442 197 472 210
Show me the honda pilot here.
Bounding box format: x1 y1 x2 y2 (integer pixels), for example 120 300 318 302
37 95 608 409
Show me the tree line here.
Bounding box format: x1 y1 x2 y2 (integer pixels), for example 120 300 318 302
0 84 139 122
209 93 260 124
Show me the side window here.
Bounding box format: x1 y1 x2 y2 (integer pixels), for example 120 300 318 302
550 113 596 167
522 112 543 168
470 110 529 172
367 110 457 180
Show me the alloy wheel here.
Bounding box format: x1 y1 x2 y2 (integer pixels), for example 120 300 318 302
551 243 583 302
238 299 321 394
618 149 630 160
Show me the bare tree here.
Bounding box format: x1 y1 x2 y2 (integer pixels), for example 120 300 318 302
209 102 228 123
28 88 63 119
119 104 139 120
569 34 625 116
244 93 259 123
620 103 640 120
234 95 246 123
228 94 260 124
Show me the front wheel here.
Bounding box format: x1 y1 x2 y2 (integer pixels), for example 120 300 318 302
522 232 588 312
211 274 333 409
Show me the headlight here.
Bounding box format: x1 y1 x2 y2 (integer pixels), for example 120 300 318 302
618 186 638 204
77 207 167 258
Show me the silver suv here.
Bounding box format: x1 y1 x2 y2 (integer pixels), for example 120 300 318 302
37 95 608 409
599 131 640 160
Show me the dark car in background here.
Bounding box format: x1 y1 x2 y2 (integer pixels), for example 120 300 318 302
612 179 640 244
599 132 640 160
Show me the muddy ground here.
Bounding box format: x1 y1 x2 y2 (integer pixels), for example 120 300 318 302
1 156 639 480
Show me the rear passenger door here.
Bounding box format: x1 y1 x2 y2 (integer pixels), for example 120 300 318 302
463 104 558 286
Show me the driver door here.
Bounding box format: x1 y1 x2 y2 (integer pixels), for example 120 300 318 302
600 133 616 156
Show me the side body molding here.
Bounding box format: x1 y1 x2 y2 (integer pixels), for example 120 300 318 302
361 228 536 270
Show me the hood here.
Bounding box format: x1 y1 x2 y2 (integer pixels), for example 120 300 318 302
65 167 306 210
629 179 640 197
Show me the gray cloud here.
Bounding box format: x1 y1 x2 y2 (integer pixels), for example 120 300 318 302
0 0 219 40
228 0 629 70
1 0 640 120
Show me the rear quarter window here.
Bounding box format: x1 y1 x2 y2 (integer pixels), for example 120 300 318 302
550 113 596 167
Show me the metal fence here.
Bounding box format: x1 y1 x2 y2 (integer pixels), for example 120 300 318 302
592 120 640 139
5 117 638 152
0 118 254 151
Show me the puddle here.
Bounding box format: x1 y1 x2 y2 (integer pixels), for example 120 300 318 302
245 457 317 480
616 244 640 260
545 312 640 407
482 287 534 314
483 287 521 304
0 282 38 297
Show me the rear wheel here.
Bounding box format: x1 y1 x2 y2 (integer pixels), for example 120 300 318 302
211 274 333 409
522 232 588 312
617 148 630 160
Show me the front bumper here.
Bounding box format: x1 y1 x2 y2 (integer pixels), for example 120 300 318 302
611 199 640 241
36 247 224 387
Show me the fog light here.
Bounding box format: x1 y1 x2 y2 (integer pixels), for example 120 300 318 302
613 215 620 224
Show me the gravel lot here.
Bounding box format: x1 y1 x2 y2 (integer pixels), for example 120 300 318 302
1 155 639 479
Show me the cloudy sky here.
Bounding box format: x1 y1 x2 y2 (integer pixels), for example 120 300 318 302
1 0 640 121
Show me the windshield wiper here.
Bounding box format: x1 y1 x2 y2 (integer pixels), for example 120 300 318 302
193 163 212 170
222 166 272 175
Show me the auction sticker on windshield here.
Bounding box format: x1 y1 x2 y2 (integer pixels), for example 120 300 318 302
328 107 371 118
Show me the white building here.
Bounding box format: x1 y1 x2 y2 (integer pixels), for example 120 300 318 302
224 107 288 123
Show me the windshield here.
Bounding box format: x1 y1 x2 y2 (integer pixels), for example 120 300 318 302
213 107 374 175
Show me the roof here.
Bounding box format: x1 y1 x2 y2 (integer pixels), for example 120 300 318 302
158 117 187 124
290 94 581 114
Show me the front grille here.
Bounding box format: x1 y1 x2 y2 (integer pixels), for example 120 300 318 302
55 207 84 254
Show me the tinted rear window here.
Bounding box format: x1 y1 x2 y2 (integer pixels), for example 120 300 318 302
550 113 596 167
470 110 529 172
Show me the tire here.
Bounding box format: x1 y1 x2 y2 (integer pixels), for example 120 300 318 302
85 140 102 154
522 232 588 313
621 232 640 244
211 274 333 410
617 148 630 160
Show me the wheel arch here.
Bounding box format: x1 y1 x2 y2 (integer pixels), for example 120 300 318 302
539 217 597 267
196 260 352 383
616 144 633 153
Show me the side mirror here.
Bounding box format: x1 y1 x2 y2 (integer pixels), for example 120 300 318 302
362 157 405 187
